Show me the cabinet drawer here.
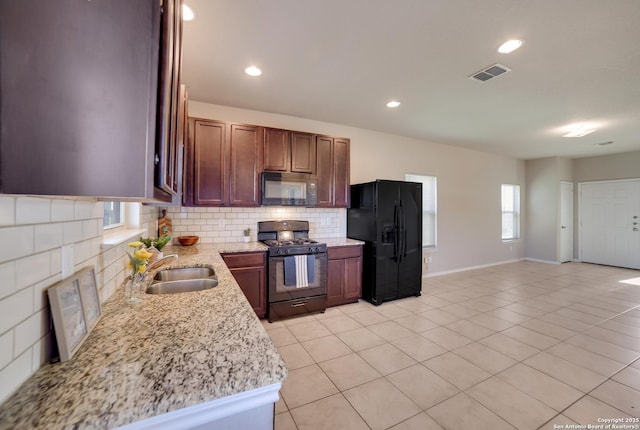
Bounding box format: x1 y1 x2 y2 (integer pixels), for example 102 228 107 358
222 252 266 268
328 245 362 260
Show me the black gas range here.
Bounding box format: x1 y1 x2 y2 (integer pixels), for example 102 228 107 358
258 220 328 322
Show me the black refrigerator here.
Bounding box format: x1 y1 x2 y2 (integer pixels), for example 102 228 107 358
347 180 423 305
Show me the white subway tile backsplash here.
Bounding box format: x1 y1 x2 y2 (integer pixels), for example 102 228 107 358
83 219 99 240
34 223 64 253
0 261 17 300
15 252 51 290
0 226 34 264
0 196 15 226
14 310 47 358
0 330 13 369
15 197 51 225
74 201 98 220
0 349 32 403
51 200 75 222
63 221 84 244
33 274 60 312
0 288 33 335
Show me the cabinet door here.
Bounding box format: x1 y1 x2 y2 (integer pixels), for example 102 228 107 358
343 256 362 301
230 266 267 318
263 128 289 172
188 118 227 206
316 136 334 207
291 132 316 174
326 259 345 307
0 0 161 199
229 124 262 206
156 0 183 196
333 138 350 207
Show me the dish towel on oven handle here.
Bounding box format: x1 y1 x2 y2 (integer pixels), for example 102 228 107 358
283 255 315 288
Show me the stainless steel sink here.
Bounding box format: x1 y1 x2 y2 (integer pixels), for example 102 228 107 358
147 266 218 294
146 278 218 295
153 267 215 282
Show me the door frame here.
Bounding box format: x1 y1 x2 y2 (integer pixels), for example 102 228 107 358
559 181 574 263
577 178 640 266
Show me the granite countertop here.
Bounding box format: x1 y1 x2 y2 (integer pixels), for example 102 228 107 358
317 237 364 247
0 246 286 430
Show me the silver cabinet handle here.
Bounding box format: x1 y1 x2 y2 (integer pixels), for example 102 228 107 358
291 301 307 307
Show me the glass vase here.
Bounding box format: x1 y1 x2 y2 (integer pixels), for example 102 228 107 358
125 273 145 304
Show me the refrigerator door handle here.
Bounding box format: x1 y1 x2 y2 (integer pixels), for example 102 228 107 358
398 200 405 262
393 202 400 261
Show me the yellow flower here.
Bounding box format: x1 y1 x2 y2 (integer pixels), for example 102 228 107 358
137 264 147 274
134 249 153 260
126 262 133 269
128 241 143 248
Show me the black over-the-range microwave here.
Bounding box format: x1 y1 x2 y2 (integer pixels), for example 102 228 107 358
261 172 318 206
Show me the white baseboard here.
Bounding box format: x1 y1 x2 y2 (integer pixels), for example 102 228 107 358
424 258 524 278
524 258 561 265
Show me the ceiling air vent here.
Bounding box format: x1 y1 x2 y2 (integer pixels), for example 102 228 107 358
469 63 511 82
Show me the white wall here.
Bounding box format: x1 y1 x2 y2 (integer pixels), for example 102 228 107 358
190 102 527 274
573 150 640 182
524 157 573 263
0 196 159 404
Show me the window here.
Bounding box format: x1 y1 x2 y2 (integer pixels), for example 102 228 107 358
103 202 124 229
406 174 437 247
501 184 520 240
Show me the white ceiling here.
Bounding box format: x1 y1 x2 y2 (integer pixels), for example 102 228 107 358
181 0 640 160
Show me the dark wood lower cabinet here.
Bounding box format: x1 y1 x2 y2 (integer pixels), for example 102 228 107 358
327 245 363 307
222 252 267 318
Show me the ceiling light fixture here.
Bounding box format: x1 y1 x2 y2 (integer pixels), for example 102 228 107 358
182 4 195 21
386 100 401 108
244 66 262 77
563 124 598 137
498 39 523 54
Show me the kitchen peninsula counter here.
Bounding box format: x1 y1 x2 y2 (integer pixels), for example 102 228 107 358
0 244 286 429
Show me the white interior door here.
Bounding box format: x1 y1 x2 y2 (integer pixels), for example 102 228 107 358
579 179 640 269
560 181 574 263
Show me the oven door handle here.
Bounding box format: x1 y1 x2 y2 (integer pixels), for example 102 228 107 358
290 301 307 307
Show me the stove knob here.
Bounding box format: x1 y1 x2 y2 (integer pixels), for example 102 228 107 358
309 247 313 253
284 249 289 255
315 247 320 252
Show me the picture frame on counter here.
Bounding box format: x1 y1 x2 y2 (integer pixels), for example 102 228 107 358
47 266 102 362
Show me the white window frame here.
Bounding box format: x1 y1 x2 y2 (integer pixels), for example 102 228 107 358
103 202 141 231
103 202 125 230
501 184 520 241
406 174 437 248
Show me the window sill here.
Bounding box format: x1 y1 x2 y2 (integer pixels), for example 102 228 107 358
501 239 521 244
101 228 147 250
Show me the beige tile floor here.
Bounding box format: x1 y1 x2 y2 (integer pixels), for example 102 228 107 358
262 261 640 430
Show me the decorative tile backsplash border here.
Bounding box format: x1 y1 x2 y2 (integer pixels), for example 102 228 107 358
165 207 346 242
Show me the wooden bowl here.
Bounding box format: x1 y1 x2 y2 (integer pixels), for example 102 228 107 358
177 235 199 246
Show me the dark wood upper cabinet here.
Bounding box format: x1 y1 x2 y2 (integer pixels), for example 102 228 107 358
263 128 290 172
186 118 228 206
156 0 184 198
263 129 316 174
316 135 350 208
229 124 263 206
333 138 351 207
291 132 317 174
0 0 184 201
316 136 335 207
185 119 262 207
185 118 348 208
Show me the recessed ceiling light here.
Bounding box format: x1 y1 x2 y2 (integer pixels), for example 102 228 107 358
182 4 195 21
386 101 401 108
244 66 262 77
563 124 598 137
498 39 523 54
